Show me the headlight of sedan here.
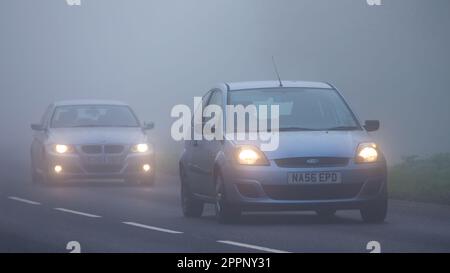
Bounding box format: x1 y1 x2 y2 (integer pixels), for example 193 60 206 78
54 144 74 154
131 143 152 153
235 146 269 165
355 142 379 163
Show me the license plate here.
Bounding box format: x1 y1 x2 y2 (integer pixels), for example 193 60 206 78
86 156 121 165
288 172 341 184
105 155 122 165
86 156 105 165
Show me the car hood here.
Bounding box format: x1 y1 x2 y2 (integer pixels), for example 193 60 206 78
47 127 147 145
228 131 372 159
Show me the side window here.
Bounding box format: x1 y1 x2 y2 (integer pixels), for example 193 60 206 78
203 90 223 134
192 91 212 134
204 90 222 123
207 90 222 107
40 105 53 128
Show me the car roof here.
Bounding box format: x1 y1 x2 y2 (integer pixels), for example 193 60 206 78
52 100 129 107
219 81 333 91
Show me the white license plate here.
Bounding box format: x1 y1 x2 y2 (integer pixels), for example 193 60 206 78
86 156 121 165
288 172 341 184
86 156 104 165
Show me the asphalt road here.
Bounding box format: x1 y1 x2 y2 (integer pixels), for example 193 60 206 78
1 173 449 253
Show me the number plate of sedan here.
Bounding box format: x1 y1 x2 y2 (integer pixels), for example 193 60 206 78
86 156 122 165
288 172 342 184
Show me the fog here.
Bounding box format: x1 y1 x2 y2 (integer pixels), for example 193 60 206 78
1 0 449 181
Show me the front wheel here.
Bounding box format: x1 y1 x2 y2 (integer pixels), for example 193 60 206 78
215 174 241 224
360 190 388 223
180 169 204 217
31 157 44 185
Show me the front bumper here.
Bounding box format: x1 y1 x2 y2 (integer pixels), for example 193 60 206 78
221 159 387 211
46 151 155 181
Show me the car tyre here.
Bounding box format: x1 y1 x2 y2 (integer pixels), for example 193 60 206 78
180 168 204 217
360 188 388 223
215 174 241 224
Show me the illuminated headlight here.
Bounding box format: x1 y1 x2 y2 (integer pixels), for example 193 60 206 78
356 143 379 163
54 165 63 173
142 164 151 172
131 143 150 153
236 146 269 165
54 144 73 154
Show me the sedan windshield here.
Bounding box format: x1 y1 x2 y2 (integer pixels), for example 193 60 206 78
228 88 360 131
51 105 139 128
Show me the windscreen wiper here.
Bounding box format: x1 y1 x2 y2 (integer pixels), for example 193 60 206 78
69 125 100 127
323 126 360 131
278 127 318 131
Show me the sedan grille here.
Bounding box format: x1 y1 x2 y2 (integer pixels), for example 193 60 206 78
81 145 125 154
81 145 102 154
104 145 124 154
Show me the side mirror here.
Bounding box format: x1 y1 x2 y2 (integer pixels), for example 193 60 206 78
31 123 44 131
364 120 380 132
143 122 154 130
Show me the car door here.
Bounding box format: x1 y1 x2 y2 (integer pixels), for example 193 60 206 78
31 105 53 173
186 91 212 195
195 89 224 197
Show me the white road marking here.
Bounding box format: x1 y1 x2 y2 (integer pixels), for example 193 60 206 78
54 208 101 218
122 221 183 234
217 240 291 253
8 196 41 205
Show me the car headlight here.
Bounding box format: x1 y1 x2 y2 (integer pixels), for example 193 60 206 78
54 144 74 154
355 142 378 163
131 143 151 153
235 146 269 165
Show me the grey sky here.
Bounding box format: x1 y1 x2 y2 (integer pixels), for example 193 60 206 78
0 0 449 176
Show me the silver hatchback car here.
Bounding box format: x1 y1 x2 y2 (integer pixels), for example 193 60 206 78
179 81 387 223
31 100 155 185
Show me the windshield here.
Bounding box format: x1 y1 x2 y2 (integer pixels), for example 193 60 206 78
51 105 140 128
228 88 360 131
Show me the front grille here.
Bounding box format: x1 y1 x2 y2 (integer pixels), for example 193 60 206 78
81 145 125 154
104 145 124 154
262 183 362 200
82 145 102 154
274 157 349 168
84 165 122 173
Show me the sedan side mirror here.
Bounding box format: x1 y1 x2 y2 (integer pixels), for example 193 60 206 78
31 123 44 131
364 120 380 132
143 122 154 130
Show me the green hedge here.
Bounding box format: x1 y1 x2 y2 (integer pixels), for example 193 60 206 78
389 154 450 205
